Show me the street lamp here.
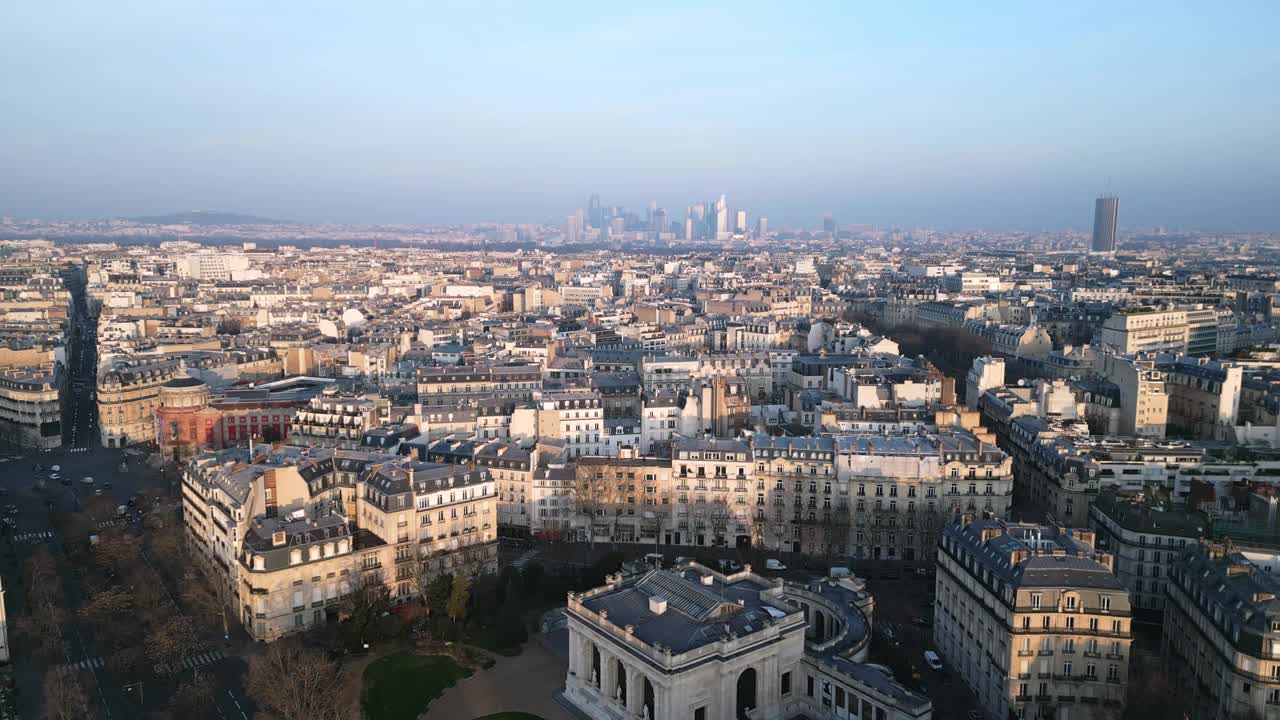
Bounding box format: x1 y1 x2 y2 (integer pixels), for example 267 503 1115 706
123 681 144 705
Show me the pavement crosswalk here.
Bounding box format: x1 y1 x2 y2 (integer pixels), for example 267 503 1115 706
57 656 105 674
13 530 55 543
511 548 541 569
153 647 227 676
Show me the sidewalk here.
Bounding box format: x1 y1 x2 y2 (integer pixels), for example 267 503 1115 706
421 635 573 720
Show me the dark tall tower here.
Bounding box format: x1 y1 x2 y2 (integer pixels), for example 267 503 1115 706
1091 196 1118 252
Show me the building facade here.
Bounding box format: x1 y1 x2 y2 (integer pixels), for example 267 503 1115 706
1165 543 1280 720
935 518 1132 720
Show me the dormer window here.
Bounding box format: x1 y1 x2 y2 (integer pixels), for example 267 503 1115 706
290 549 302 565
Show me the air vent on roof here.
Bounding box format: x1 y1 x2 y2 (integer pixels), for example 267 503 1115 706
649 596 667 615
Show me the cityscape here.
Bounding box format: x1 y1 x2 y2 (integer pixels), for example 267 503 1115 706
0 194 1278 720
2 3 1279 720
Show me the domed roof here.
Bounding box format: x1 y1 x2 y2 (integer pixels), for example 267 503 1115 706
342 308 367 327
163 376 206 389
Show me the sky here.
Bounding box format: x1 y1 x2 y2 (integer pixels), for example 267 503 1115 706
2 1 1278 231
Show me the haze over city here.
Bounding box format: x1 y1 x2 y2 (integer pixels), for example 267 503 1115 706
3 1 1278 229
7 4 1280 720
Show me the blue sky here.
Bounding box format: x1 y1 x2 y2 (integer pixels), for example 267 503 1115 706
1 1 1277 230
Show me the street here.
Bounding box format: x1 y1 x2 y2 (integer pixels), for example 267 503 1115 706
0 269 255 719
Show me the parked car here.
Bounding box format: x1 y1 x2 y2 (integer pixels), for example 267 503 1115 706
829 566 852 578
924 650 944 671
80 476 94 485
765 559 787 571
717 559 742 572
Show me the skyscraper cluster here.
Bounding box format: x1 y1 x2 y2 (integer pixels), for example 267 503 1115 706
572 192 766 243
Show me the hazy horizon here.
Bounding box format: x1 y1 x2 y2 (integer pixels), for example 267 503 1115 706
2 2 1277 231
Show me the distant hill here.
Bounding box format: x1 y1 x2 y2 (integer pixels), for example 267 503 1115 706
126 210 290 226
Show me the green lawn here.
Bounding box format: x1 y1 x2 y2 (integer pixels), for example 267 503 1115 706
471 714 548 720
361 652 473 720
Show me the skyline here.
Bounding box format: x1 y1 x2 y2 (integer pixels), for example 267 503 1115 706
2 2 1278 230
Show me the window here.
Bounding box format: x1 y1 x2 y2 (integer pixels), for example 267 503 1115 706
1101 595 1112 611
807 675 814 697
781 672 791 695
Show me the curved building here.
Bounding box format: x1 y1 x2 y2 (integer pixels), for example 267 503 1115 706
562 561 929 720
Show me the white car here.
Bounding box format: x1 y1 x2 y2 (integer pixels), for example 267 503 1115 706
765 559 787 571
80 476 94 485
924 650 944 671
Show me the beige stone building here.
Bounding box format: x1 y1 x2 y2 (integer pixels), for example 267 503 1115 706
97 358 181 447
0 364 62 449
1165 543 1280 720
934 517 1132 720
181 445 497 642
563 561 930 720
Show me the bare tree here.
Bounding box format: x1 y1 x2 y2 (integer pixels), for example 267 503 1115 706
20 547 67 659
170 670 218 720
145 614 201 675
43 669 90 720
450 535 497 579
81 585 134 623
245 639 346 720
92 528 142 574
574 463 628 545
180 565 230 636
343 569 390 641
707 500 732 547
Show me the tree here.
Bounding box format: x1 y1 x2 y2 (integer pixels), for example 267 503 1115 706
574 463 628 545
412 550 445 604
20 547 67 659
447 574 471 623
494 587 528 650
93 529 142 573
343 571 391 642
180 566 228 635
170 671 217 720
425 573 453 617
81 586 134 623
521 562 544 596
106 645 147 681
145 614 201 674
245 639 345 720
451 537 496 579
43 669 89 720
